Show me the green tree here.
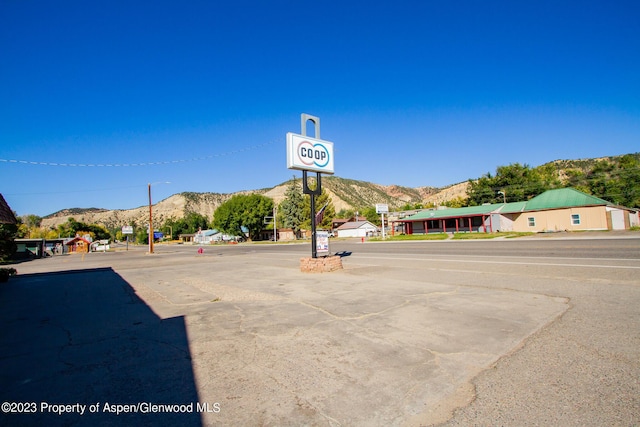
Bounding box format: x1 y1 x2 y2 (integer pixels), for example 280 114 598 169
360 206 381 226
212 194 274 240
443 196 467 208
22 214 42 228
278 179 305 238
56 218 111 240
301 188 335 230
164 212 210 238
400 202 424 210
336 208 355 219
586 154 640 208
135 228 148 244
0 223 18 262
467 163 556 205
184 212 210 232
617 154 640 208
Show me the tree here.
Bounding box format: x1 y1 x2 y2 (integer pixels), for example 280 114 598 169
0 223 18 262
184 212 210 232
278 178 305 238
56 218 111 240
336 208 355 219
22 214 42 228
360 206 380 226
400 202 424 210
135 228 148 245
443 196 467 208
212 194 274 241
467 163 556 206
301 188 335 230
163 212 210 239
587 154 640 208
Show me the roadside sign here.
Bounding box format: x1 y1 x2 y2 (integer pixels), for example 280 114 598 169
122 226 133 235
375 204 389 214
316 230 330 256
286 133 335 174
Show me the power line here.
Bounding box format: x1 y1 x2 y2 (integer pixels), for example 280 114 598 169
0 140 276 167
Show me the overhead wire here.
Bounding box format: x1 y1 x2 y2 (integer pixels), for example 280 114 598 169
0 140 276 167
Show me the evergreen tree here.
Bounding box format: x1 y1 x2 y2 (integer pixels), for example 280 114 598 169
301 187 335 230
278 178 305 238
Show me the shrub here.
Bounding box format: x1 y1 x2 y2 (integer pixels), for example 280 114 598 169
0 267 17 282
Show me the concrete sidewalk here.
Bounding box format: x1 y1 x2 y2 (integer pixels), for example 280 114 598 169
0 245 610 426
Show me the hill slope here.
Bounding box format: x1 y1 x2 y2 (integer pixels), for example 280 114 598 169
39 152 639 230
40 177 446 230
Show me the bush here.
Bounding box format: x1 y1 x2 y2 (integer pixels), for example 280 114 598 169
0 267 17 282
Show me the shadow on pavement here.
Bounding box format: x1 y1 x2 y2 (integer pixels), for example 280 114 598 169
0 267 201 427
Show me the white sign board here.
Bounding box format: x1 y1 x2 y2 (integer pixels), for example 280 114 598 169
375 204 389 214
286 133 335 175
316 230 330 256
121 226 134 235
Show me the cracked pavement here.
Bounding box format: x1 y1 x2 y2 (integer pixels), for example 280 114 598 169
1 236 638 426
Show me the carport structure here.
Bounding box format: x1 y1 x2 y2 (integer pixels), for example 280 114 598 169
394 202 526 235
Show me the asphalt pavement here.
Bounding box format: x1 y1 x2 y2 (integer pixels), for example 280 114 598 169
1 234 638 426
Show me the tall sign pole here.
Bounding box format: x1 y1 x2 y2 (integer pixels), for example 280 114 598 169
287 114 335 258
376 204 388 240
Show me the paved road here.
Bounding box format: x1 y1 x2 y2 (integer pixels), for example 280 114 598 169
1 234 638 426
150 234 640 260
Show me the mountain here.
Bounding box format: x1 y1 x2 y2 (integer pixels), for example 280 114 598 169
40 177 459 230
39 152 639 230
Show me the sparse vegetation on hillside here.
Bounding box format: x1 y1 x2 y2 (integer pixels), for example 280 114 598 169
467 153 640 208
32 152 639 234
322 177 426 210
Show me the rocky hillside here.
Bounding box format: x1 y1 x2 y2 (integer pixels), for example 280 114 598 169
40 177 467 230
39 152 638 230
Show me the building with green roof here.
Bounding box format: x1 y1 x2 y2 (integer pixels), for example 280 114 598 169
392 188 638 234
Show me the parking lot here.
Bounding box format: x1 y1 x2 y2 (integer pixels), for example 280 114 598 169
1 234 639 426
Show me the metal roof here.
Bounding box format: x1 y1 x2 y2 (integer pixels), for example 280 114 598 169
403 188 612 222
406 204 501 221
336 220 377 230
498 201 528 214
524 188 611 211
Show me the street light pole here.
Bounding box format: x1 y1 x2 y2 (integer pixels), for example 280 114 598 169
148 183 154 254
147 181 170 254
498 191 506 204
273 206 277 243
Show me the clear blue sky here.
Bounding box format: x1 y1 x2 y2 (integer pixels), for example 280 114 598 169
2 1 639 217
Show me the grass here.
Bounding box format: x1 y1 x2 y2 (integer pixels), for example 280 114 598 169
452 231 534 240
369 233 449 241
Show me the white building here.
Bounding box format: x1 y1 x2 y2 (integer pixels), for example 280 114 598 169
194 229 221 244
335 220 378 238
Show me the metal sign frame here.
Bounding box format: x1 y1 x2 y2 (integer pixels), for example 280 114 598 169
286 133 335 175
287 113 335 258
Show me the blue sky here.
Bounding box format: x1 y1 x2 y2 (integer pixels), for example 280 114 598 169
1 1 639 217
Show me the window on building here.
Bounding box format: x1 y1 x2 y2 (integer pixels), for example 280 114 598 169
571 214 581 225
528 217 536 227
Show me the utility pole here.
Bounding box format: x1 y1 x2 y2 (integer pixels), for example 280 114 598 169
148 183 154 254
273 206 277 242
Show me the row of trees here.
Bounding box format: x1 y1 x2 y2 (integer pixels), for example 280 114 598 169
211 178 336 240
13 177 339 245
466 154 640 208
17 217 111 241
14 153 639 248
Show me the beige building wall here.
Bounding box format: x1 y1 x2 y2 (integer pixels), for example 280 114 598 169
512 206 609 232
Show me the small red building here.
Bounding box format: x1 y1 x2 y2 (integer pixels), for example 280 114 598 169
65 236 91 253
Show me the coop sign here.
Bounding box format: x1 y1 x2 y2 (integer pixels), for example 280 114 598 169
286 133 335 174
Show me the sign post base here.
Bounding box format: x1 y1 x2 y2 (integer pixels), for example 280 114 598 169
300 256 343 273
